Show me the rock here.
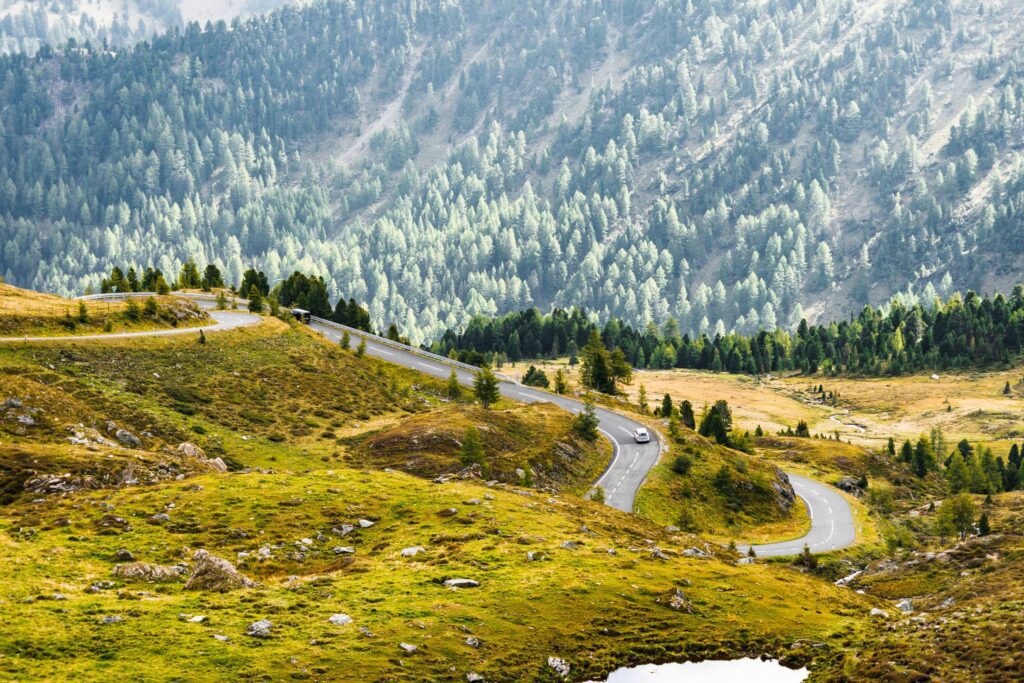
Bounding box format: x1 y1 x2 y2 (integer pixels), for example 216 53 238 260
185 550 257 592
682 547 711 559
665 525 680 532
465 636 481 648
930 374 940 381
3 397 23 409
940 597 956 609
114 548 136 562
189 615 207 623
770 467 797 510
399 642 418 654
437 508 459 518
16 414 35 426
467 674 484 682
333 546 355 554
526 551 548 562
176 442 206 459
896 598 914 613
465 499 481 505
650 547 670 560
656 587 694 613
737 557 755 565
547 656 571 678
328 614 353 626
24 473 100 494
87 580 115 593
113 562 186 583
401 546 426 558
357 519 375 528
560 540 579 550
246 619 272 638
515 468 526 480
101 615 124 624
115 428 141 448
444 578 480 589
333 524 355 537
213 634 230 642
150 513 170 523
206 458 228 473
870 608 890 619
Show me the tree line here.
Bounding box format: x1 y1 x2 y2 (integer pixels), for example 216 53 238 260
433 287 1024 376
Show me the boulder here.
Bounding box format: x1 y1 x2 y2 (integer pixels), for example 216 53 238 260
656 587 694 613
437 508 459 518
358 519 375 528
115 428 141 448
113 562 186 583
185 550 257 591
895 598 913 613
246 619 272 638
682 547 711 559
869 608 890 619
24 473 100 494
465 636 481 648
333 546 355 554
399 642 418 654
401 546 426 558
176 442 206 459
467 674 484 683
835 476 863 495
114 549 136 562
328 613 353 626
547 657 571 678
443 578 480 589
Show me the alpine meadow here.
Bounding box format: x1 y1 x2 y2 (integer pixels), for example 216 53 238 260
2 1 1024 681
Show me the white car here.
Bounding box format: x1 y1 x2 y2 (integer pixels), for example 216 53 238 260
633 427 650 444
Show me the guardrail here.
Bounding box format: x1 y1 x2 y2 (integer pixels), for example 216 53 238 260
309 315 515 383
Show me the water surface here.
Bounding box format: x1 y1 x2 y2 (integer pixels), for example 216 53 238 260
591 658 807 682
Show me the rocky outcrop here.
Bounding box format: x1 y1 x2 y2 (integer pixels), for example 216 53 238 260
23 473 101 494
184 550 257 591
770 467 797 511
113 561 187 583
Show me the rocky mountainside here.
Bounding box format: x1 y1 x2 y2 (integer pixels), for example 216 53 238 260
1 0 1023 342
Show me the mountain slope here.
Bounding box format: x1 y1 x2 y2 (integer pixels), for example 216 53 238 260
1 0 1023 343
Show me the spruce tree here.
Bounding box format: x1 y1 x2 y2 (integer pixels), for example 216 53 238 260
446 369 462 400
661 393 673 418
679 400 696 429
460 427 484 467
473 365 500 409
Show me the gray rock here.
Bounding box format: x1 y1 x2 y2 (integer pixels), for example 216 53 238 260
150 513 170 523
737 557 755 564
443 578 480 589
328 613 353 626
650 547 670 560
115 428 141 448
188 615 207 623
185 549 257 592
399 642 418 654
113 562 186 583
3 397 23 409
114 548 136 562
437 507 459 518
357 519 375 528
895 598 913 613
682 547 711 559
465 636 481 648
560 540 579 550
656 587 693 613
213 634 230 642
526 551 549 562
940 597 956 609
101 615 124 624
869 608 889 619
333 546 355 554
246 619 272 638
467 674 484 682
333 524 355 536
547 656 571 678
176 442 206 459
401 546 426 558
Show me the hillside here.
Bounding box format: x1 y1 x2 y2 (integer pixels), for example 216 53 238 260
0 289 879 680
3 0 1024 344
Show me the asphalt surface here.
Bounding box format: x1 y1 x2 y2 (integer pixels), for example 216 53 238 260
745 473 857 557
0 309 259 343
18 292 854 555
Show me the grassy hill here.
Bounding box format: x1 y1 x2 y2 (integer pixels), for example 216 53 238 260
0 288 881 680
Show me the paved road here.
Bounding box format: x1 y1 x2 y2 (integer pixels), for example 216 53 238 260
745 473 857 557
0 309 259 343
33 291 856 554
308 318 662 512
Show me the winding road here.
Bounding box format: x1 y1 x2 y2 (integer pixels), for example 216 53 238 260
3 291 855 555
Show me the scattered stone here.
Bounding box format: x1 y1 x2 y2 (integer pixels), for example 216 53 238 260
737 557 755 565
96 514 132 531
24 473 101 494
206 457 228 473
358 519 375 528
101 615 124 624
115 428 141 448
328 614 353 626
870 608 890 619
185 550 257 592
437 508 459 518
333 524 355 536
483 494 495 500
401 546 426 558
213 634 230 642
113 562 186 583
465 636 481 648
665 525 680 532
682 547 711 559
526 551 549 562
467 674 484 682
87 581 115 593
940 597 956 609
443 578 480 589
246 620 272 638
257 546 273 559
559 540 578 550
189 615 207 623
656 587 694 613
333 546 355 554
150 513 170 524
176 442 206 458
896 598 914 614
465 499 481 505
650 547 670 560
399 642 418 654
547 656 571 678
359 626 375 638
114 548 136 562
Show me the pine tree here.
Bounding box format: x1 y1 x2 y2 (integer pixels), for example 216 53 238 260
572 401 600 441
460 427 484 466
247 285 264 313
340 330 350 350
356 338 366 358
473 365 500 409
446 369 462 400
978 511 991 536
679 400 695 429
554 369 568 395
661 393 673 418
637 383 648 413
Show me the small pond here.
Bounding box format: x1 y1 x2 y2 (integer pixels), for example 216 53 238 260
589 658 807 682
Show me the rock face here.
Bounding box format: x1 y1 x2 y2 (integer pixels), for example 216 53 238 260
185 550 257 591
770 467 797 511
24 473 100 494
113 561 186 583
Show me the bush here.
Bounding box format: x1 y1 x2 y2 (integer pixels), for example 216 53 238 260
671 454 692 475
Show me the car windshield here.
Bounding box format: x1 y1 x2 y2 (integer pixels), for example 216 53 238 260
637 429 647 435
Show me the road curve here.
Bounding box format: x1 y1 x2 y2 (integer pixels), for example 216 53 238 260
0 309 260 343
30 292 856 554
